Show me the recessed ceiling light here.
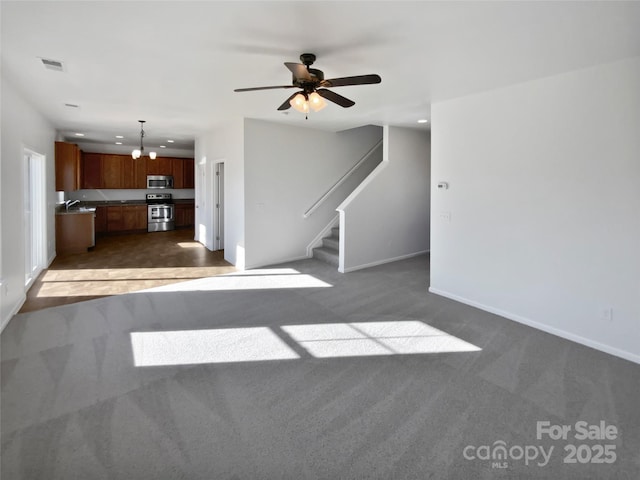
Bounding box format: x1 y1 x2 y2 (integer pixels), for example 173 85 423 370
75 133 85 137
115 135 124 139
167 140 174 143
160 145 166 148
417 119 428 124
115 142 123 145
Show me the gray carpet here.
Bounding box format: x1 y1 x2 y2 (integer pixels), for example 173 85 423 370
2 255 639 479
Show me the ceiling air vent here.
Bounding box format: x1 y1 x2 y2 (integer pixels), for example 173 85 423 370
40 58 64 72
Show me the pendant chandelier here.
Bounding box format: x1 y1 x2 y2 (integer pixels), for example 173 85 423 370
132 120 157 159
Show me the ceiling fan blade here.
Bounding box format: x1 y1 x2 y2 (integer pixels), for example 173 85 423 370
234 85 296 92
317 89 355 108
284 62 312 81
277 91 300 111
322 74 382 88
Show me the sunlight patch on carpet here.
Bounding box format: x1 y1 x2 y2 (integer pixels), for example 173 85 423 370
131 321 479 367
282 321 481 358
131 327 300 366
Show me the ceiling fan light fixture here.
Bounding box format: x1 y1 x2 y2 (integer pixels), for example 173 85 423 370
290 93 309 113
132 149 141 159
308 91 326 112
149 151 157 160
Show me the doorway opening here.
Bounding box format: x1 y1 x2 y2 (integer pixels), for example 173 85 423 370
24 149 47 288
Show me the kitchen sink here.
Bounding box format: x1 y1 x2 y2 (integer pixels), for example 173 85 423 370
67 206 96 213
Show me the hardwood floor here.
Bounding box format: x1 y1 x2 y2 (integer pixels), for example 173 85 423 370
20 229 235 313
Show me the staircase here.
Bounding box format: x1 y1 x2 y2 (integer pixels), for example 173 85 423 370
312 226 340 266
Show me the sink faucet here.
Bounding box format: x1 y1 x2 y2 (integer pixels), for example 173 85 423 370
65 199 80 211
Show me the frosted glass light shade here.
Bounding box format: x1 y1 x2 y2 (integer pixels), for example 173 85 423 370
308 92 326 112
290 93 309 113
132 149 141 159
149 151 157 160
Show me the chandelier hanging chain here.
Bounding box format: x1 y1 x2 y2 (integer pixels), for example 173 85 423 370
132 120 156 160
139 120 145 154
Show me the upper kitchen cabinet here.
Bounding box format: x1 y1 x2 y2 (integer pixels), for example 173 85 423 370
172 158 184 189
123 156 147 189
168 157 195 189
102 155 124 189
81 153 103 189
77 152 195 189
55 141 81 191
146 157 172 176
183 158 195 189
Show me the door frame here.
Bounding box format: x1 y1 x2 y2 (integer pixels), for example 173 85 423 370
23 148 47 288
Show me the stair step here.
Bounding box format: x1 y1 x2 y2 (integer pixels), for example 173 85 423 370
322 236 339 250
313 246 339 266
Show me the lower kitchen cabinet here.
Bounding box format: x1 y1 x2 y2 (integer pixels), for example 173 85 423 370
123 205 147 231
56 212 95 254
105 205 147 233
175 203 195 228
95 206 108 233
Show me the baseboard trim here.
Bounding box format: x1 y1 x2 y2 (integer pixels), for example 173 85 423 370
341 250 429 273
428 287 640 365
245 255 311 270
1 293 27 333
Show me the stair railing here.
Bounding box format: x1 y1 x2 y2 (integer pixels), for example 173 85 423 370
303 139 383 218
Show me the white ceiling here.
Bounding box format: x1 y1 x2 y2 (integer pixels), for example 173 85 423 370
2 1 640 155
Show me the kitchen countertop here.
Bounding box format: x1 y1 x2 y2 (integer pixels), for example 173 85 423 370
56 207 97 215
56 199 195 210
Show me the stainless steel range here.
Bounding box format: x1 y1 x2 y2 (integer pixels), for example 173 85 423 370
146 193 175 232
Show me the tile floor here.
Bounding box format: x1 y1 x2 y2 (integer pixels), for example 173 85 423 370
21 229 235 313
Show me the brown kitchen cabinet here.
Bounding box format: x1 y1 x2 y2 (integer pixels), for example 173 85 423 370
122 205 147 230
56 212 95 254
82 153 103 189
175 202 195 228
121 156 135 189
55 141 81 191
146 157 172 176
106 206 124 231
79 152 195 190
183 158 195 188
106 205 147 232
133 157 147 188
94 206 108 234
102 155 124 189
172 158 184 189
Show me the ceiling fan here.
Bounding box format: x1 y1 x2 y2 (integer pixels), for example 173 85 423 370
234 53 381 117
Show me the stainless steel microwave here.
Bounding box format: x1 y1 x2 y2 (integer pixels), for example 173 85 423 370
147 175 173 189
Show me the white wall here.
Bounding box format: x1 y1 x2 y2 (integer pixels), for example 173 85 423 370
243 119 382 269
195 118 245 268
1 76 57 328
338 126 431 272
430 56 640 364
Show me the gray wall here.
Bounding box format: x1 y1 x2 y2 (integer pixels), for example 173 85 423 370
338 126 431 272
195 118 245 267
430 56 640 363
1 77 57 328
243 119 382 269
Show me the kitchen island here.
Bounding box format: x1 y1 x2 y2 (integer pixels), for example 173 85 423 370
55 207 96 254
